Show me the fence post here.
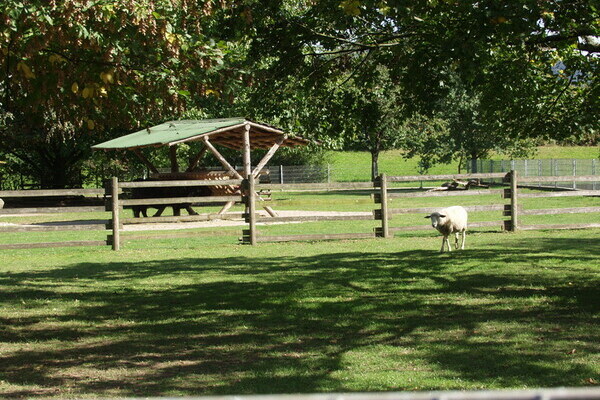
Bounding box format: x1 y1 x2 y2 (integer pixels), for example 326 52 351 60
510 170 518 232
111 177 120 251
572 159 577 189
279 165 284 184
593 159 597 190
327 164 331 183
379 173 390 238
244 175 257 245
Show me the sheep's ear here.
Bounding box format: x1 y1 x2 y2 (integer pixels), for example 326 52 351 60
424 215 431 219
439 214 446 218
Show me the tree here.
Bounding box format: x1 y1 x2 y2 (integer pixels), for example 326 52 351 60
400 77 537 174
0 1 241 187
242 0 599 145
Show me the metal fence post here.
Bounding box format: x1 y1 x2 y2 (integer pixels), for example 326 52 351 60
111 177 120 251
279 165 284 184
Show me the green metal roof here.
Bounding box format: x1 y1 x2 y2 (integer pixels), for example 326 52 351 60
92 118 310 150
92 118 249 150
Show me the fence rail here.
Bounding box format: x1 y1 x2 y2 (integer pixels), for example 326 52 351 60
471 158 599 190
373 171 600 237
2 170 599 250
148 388 600 400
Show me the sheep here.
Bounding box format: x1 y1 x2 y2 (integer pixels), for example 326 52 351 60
425 206 468 253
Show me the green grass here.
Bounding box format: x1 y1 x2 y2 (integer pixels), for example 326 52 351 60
0 145 599 397
327 146 599 181
0 229 599 398
1 185 600 397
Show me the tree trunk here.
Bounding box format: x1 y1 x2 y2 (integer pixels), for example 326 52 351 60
371 150 379 182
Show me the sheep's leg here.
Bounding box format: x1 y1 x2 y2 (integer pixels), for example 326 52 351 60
441 235 451 253
460 231 466 250
454 233 460 249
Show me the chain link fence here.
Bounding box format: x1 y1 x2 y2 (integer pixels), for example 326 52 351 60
469 159 600 190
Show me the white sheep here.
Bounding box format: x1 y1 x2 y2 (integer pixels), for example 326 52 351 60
425 206 468 253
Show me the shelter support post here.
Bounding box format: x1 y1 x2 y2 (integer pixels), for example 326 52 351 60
218 201 235 215
243 123 251 177
169 144 179 173
185 144 208 172
252 136 285 178
202 137 243 179
132 149 159 174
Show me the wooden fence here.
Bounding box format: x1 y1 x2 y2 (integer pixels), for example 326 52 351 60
111 177 244 250
373 173 511 238
1 172 599 250
241 180 377 244
372 171 600 238
514 173 600 231
0 187 108 249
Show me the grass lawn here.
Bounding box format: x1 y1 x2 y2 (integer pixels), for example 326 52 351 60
328 146 599 181
1 209 599 397
0 147 599 398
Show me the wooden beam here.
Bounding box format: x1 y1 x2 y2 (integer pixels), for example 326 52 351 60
185 144 208 172
202 137 243 179
132 149 159 174
243 123 251 177
252 136 285 178
169 144 179 173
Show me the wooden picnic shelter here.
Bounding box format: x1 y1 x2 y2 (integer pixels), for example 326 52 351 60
92 118 311 215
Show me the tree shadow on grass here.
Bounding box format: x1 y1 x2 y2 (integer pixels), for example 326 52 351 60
0 237 598 397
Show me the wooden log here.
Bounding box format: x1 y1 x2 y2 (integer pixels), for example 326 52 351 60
0 240 108 250
119 179 243 188
120 195 241 206
387 173 507 182
185 144 208 173
111 177 120 251
0 188 104 197
518 175 600 183
257 182 375 192
255 214 373 223
121 230 237 241
255 232 376 242
122 212 242 224
0 206 106 215
0 224 109 232
388 205 505 215
252 136 285 178
169 144 180 173
202 137 243 179
386 220 504 233
217 201 236 215
518 190 600 198
243 124 252 178
383 189 504 199
519 223 600 231
379 174 390 238
520 206 600 215
132 149 159 174
510 170 518 231
262 205 278 217
374 189 505 202
246 175 257 245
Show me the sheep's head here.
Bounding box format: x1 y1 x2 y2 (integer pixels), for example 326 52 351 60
425 212 446 228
